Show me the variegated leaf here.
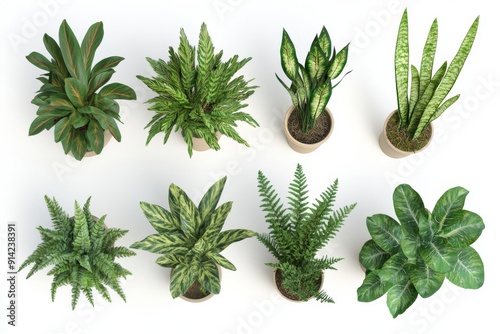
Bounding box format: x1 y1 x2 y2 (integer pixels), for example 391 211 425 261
446 246 484 289
139 202 180 233
359 239 391 271
357 271 388 302
386 280 418 318
366 214 401 254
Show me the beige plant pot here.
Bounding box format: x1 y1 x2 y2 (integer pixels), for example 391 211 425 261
379 110 434 159
273 268 324 302
192 132 222 152
284 106 334 153
68 130 113 158
171 264 222 303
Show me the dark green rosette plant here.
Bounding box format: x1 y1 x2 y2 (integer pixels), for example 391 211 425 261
27 20 137 160
357 184 485 318
277 26 350 135
19 196 136 310
131 176 255 299
137 23 259 157
388 9 479 151
257 164 356 302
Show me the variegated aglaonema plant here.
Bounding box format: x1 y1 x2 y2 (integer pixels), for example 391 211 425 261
19 196 136 310
27 20 136 160
277 26 350 134
131 176 256 300
357 184 485 318
390 10 479 151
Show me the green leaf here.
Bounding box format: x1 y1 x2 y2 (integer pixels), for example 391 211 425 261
357 271 388 302
139 202 180 233
59 19 86 81
419 237 457 273
328 44 349 80
88 69 115 96
26 52 53 71
408 257 444 298
43 33 67 77
378 252 409 285
156 254 183 268
418 209 436 241
130 232 189 254
71 111 89 129
439 210 484 248
202 202 233 243
366 214 401 254
91 56 124 77
72 201 91 253
206 252 236 271
395 9 410 128
173 184 202 239
198 176 227 228
446 246 484 289
99 83 136 100
419 19 438 97
198 261 220 295
29 114 59 135
432 186 469 233
305 40 328 81
54 117 72 142
408 65 420 119
308 80 332 121
64 78 87 107
214 229 255 252
170 263 197 298
81 21 104 73
70 130 88 160
386 280 418 318
86 120 104 154
280 29 299 81
359 239 391 271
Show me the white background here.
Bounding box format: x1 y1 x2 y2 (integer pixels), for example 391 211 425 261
1 0 499 333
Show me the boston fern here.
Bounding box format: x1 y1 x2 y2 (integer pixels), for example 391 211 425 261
257 164 356 302
137 23 259 157
131 176 255 299
394 10 479 141
27 20 137 160
19 196 136 310
277 27 350 133
357 184 485 318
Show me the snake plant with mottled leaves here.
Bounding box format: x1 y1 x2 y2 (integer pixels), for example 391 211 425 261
395 10 479 139
257 164 356 302
19 196 135 310
27 20 136 160
277 27 350 133
357 184 485 318
131 176 255 299
137 23 259 157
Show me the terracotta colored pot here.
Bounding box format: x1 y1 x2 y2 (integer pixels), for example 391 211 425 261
379 110 434 159
284 106 334 154
273 268 324 302
192 132 221 152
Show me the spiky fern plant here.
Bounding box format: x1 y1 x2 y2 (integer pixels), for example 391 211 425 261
277 27 350 134
137 23 259 157
390 10 479 151
131 176 255 299
257 164 356 302
19 196 136 310
27 20 137 160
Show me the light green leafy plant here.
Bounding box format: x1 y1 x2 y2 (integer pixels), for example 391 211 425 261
277 27 350 134
131 176 255 299
257 164 356 302
392 10 479 148
27 20 137 160
137 23 259 157
19 196 135 310
357 184 485 318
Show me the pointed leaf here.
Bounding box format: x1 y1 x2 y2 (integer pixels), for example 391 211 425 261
408 257 444 298
439 210 484 247
156 254 183 268
378 252 409 285
59 20 86 81
29 114 59 135
328 44 349 80
130 233 190 254
419 237 457 273
280 29 299 81
139 202 180 233
198 261 221 295
306 40 328 81
198 176 227 226
207 252 236 271
357 271 388 302
202 202 233 243
86 120 104 154
26 52 53 71
419 19 438 97
395 9 410 128
432 186 469 233
366 214 401 254
446 246 484 289
309 80 332 121
64 78 87 107
54 116 72 142
170 263 197 298
317 26 332 57
99 83 136 100
91 56 124 77
43 33 67 77
359 239 391 271
386 280 418 318
214 229 255 252
81 21 104 72
69 130 88 160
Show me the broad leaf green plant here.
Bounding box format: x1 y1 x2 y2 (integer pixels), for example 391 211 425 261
27 20 137 160
137 23 259 157
277 27 350 134
131 176 255 299
391 10 479 150
257 164 356 302
357 184 485 318
19 196 135 310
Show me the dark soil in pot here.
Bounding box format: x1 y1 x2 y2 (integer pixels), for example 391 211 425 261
183 280 210 300
386 112 432 152
287 108 331 144
274 269 323 301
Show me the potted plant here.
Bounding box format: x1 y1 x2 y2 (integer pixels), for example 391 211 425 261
131 176 255 301
19 196 136 310
26 20 137 160
276 27 350 153
256 164 356 302
379 10 479 158
137 23 259 157
357 184 485 318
